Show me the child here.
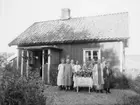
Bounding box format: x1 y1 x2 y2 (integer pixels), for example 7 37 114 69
74 60 81 72
82 62 88 71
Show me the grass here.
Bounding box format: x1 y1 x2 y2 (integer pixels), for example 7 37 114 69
44 86 138 105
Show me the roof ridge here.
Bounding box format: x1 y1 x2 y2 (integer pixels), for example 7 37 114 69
35 11 128 24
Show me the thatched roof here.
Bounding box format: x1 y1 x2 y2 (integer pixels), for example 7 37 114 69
9 12 129 46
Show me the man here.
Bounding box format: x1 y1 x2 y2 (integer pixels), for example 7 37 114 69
103 61 112 93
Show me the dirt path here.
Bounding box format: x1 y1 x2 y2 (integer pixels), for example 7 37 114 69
44 86 138 105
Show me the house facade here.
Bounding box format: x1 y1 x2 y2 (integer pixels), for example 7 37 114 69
9 9 129 85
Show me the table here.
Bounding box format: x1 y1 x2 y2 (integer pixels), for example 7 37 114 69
73 76 93 93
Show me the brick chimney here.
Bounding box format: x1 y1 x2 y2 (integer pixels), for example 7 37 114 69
61 8 71 19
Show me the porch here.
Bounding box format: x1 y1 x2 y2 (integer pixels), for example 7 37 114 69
17 45 62 84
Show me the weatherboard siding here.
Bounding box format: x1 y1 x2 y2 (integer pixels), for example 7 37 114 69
57 42 122 71
57 43 100 64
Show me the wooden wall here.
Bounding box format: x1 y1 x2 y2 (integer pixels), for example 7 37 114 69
57 43 100 64
57 41 124 71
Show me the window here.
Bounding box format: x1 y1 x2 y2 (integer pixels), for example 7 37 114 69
83 48 100 62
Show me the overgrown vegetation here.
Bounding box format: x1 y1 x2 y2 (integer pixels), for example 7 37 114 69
111 68 130 89
0 63 46 105
113 72 140 105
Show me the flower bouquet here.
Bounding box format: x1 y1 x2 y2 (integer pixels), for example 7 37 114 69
74 70 92 77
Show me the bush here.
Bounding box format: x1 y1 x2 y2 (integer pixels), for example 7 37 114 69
111 68 130 89
129 76 140 94
50 65 58 86
114 75 140 105
0 64 46 105
114 95 140 105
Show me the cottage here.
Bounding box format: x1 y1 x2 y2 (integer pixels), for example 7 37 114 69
8 8 129 85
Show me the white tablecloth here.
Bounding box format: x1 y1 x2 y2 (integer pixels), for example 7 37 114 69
73 76 93 88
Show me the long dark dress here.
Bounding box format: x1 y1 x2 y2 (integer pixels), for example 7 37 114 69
103 67 112 89
64 64 72 86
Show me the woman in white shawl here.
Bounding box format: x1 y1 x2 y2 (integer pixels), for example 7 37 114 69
91 59 104 93
57 58 65 90
91 60 99 91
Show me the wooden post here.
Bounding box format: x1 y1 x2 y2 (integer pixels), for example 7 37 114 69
120 42 123 72
48 49 51 84
21 50 24 77
77 86 79 92
26 50 29 77
123 46 125 72
17 49 19 70
42 49 45 83
89 87 90 93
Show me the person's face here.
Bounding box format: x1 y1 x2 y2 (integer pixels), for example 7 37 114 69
71 60 74 64
66 59 70 63
76 61 79 65
92 59 95 64
102 57 105 62
61 59 65 64
106 62 110 68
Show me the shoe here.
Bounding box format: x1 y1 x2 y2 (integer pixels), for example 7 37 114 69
65 87 68 91
58 86 62 90
96 90 99 93
107 89 111 93
108 90 111 93
100 90 103 93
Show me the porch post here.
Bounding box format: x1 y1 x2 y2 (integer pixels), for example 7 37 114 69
26 50 29 77
21 50 24 76
48 49 51 84
42 49 45 83
120 41 123 72
17 49 19 70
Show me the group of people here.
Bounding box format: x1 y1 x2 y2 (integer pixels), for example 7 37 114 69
57 56 112 94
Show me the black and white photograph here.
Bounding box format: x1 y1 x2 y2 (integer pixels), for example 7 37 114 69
0 0 140 105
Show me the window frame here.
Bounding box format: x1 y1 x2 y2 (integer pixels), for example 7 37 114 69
83 48 101 62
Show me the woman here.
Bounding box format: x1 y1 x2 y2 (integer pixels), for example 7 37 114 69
101 57 106 69
82 62 88 71
70 59 75 90
97 60 104 93
64 59 73 91
88 59 97 91
70 59 75 72
91 60 99 92
57 58 65 90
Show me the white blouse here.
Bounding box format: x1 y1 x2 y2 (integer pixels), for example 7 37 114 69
74 65 81 72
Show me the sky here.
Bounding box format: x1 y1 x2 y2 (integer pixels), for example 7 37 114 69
0 0 140 55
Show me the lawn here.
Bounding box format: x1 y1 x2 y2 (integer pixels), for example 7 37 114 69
44 86 138 105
